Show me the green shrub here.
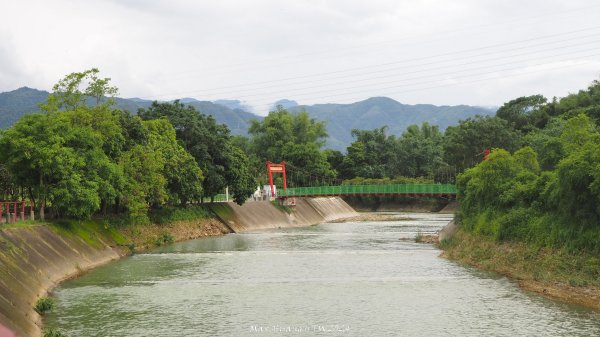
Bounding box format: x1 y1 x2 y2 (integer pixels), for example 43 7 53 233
149 206 211 224
270 200 292 214
415 231 423 243
34 297 55 315
155 233 174 246
43 328 69 337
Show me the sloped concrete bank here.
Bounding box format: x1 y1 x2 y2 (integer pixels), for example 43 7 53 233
209 197 358 232
0 226 121 337
0 197 357 336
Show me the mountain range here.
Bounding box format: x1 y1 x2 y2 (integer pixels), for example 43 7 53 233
0 87 495 151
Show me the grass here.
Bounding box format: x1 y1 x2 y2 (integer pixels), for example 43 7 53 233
415 231 424 243
0 219 50 230
209 203 234 221
149 206 212 225
154 233 174 246
43 328 69 337
270 200 293 214
49 219 128 248
34 297 55 315
441 230 600 287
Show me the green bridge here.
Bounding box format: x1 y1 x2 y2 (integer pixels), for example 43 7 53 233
278 184 457 198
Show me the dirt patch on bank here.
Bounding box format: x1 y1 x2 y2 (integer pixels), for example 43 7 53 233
519 280 600 310
121 218 231 251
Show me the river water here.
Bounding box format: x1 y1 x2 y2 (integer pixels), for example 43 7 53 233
46 213 600 336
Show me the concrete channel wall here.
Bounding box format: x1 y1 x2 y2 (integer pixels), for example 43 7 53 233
0 226 121 337
0 197 357 337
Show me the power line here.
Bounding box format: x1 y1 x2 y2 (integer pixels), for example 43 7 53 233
168 35 600 98
141 26 600 100
191 43 600 101
246 57 599 111
166 4 600 78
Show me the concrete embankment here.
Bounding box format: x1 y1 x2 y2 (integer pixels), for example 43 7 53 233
210 197 358 232
0 197 357 336
0 226 121 337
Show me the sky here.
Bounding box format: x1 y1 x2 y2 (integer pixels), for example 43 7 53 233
1 0 600 115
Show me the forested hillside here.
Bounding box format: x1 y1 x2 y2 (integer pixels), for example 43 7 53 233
291 97 495 150
0 87 49 128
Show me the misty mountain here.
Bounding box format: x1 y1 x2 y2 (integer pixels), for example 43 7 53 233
0 88 261 135
290 97 496 151
272 99 299 110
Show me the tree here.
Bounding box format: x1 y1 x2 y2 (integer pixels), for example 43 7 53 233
339 127 397 179
139 101 255 203
496 95 547 132
248 107 333 186
522 118 566 171
543 114 600 226
0 111 119 219
225 144 256 204
396 122 445 178
444 116 522 172
41 68 119 112
144 119 204 205
120 144 167 219
0 164 14 200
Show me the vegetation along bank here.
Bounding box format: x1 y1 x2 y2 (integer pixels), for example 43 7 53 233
439 80 600 309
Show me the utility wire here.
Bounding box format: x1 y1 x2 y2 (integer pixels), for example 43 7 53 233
142 26 600 100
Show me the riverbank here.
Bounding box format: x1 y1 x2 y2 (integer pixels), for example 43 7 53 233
440 229 600 310
0 197 357 337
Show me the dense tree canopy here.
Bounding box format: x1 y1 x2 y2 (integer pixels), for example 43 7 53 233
138 100 255 204
457 80 600 254
248 107 334 186
0 69 254 222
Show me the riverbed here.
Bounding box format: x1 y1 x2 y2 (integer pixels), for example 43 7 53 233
46 213 600 336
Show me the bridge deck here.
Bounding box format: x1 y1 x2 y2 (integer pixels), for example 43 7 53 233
279 184 457 198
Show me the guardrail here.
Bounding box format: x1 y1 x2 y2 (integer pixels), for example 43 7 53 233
278 184 457 198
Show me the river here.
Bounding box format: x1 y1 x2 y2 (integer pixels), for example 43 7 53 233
46 213 600 336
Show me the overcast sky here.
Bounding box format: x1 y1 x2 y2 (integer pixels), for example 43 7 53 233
1 0 600 115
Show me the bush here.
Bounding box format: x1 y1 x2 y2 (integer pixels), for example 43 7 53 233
43 328 69 337
34 297 55 315
149 206 211 224
155 233 174 246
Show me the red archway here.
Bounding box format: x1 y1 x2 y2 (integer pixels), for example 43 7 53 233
266 161 287 198
0 201 26 224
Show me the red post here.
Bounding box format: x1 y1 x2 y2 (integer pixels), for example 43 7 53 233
13 202 17 223
266 161 275 197
281 161 287 194
0 204 3 224
484 148 490 160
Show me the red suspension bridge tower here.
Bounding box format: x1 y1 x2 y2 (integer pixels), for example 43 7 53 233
266 161 287 198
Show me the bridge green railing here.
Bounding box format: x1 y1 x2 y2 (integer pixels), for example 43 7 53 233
279 184 457 198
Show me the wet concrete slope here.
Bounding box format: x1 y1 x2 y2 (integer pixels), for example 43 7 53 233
210 197 358 232
0 226 120 337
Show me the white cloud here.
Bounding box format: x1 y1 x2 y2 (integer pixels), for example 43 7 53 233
1 0 599 115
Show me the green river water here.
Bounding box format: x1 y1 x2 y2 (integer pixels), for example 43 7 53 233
46 213 600 336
